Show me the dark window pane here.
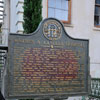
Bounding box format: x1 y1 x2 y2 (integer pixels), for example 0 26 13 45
95 0 100 25
94 16 99 25
96 0 100 4
95 6 100 16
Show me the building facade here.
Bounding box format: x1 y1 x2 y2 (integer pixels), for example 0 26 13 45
1 0 100 100
2 0 24 45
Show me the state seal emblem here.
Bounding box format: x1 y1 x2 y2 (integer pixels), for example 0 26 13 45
43 19 62 40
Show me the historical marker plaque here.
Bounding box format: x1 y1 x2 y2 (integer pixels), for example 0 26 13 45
6 18 90 99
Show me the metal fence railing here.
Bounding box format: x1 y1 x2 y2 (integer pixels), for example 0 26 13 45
89 78 100 99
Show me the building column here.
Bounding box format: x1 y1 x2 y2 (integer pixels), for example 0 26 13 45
16 0 24 34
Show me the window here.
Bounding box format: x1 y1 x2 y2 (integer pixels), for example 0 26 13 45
47 0 71 24
94 0 100 27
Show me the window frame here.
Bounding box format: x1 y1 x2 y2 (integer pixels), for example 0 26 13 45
94 0 100 27
47 0 71 24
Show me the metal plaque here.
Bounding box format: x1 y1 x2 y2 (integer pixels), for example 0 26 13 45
6 18 90 99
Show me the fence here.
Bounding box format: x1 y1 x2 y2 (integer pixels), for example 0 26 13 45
89 78 100 99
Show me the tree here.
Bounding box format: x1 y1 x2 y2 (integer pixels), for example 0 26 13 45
23 0 42 34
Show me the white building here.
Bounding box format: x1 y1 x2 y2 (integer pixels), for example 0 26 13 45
1 0 100 100
2 0 24 45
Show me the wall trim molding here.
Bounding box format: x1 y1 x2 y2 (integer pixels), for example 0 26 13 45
16 21 23 26
16 1 24 7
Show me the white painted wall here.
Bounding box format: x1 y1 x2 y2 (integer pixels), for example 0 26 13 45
2 0 24 45
10 0 17 33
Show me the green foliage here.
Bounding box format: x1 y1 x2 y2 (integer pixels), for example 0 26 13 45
23 0 42 34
